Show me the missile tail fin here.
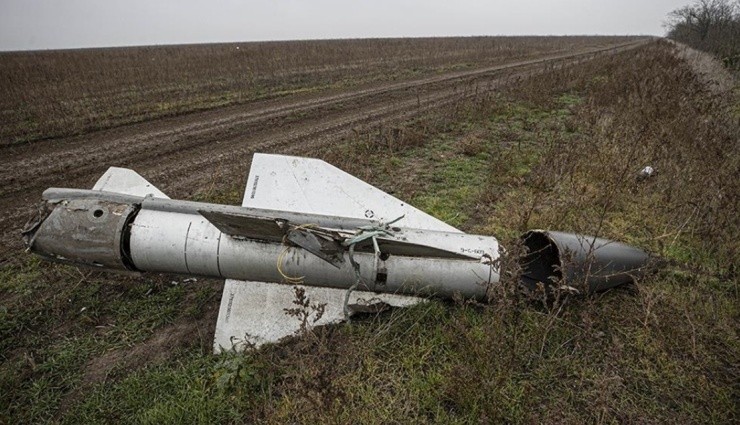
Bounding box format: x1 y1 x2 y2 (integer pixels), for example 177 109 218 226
214 279 422 353
92 167 169 199
243 153 460 233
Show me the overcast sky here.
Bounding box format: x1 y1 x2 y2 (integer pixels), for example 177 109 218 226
0 0 689 51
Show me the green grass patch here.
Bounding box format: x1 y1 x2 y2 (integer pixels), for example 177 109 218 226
0 255 217 423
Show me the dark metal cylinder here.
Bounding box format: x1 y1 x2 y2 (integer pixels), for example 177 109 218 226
521 230 650 292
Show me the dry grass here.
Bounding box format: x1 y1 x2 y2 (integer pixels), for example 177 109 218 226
491 40 739 271
266 40 739 423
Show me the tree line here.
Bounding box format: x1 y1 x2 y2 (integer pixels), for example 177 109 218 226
666 0 740 69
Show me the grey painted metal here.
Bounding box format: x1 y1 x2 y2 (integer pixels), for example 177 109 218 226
44 188 407 239
41 189 498 261
127 208 497 299
44 188 144 204
215 153 465 351
23 198 136 270
26 158 501 352
29 190 499 299
521 230 650 292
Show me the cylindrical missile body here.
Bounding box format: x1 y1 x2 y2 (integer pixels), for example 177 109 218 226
130 208 497 299
26 194 499 301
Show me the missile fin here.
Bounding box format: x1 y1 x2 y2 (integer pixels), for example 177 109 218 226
213 279 422 352
92 167 169 199
243 153 460 233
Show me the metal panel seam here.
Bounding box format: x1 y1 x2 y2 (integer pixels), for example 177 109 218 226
184 221 193 274
216 231 223 278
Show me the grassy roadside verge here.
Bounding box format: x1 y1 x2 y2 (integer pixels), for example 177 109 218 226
1 40 737 423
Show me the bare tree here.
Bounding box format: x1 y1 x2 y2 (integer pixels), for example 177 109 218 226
666 0 740 69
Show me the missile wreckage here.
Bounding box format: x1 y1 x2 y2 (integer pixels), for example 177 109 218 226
22 153 650 351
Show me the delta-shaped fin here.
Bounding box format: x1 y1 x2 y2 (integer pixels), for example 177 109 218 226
214 279 423 352
92 167 169 199
243 153 460 233
213 153 441 352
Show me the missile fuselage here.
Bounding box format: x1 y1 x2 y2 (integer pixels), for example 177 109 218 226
25 188 499 301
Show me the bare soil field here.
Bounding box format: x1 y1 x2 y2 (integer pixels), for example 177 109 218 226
1 37 738 424
0 36 641 146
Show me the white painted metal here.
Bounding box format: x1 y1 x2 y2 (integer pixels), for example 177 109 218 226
129 210 190 274
92 167 169 199
183 216 223 277
244 153 460 232
128 205 498 352
128 209 498 296
214 280 421 351
26 156 650 353
90 155 500 352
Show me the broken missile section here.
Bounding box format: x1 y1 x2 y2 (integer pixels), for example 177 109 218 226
520 230 650 293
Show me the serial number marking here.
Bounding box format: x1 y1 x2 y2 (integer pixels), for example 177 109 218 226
249 175 260 199
460 247 485 255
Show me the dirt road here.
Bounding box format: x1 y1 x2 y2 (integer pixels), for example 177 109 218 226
0 40 649 257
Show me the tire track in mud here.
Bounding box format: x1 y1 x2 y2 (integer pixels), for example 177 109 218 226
0 40 650 256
